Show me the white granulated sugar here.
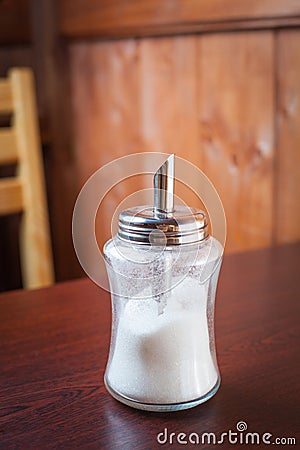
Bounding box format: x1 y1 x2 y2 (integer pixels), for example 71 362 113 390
107 279 218 404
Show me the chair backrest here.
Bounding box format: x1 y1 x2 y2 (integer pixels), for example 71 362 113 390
0 68 54 289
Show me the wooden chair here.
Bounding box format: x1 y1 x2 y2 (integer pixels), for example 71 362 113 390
0 68 54 289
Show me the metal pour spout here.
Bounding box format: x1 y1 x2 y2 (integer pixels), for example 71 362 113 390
153 154 175 217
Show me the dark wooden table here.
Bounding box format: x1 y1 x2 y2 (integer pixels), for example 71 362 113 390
0 244 299 449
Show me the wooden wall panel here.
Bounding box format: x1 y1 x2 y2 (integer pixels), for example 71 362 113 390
70 33 276 253
137 36 202 210
138 37 199 162
70 40 144 251
69 30 300 255
70 36 202 251
198 32 275 252
70 40 140 181
70 37 200 177
60 0 300 39
276 30 300 243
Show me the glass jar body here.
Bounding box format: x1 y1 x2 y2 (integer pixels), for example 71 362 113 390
103 235 223 411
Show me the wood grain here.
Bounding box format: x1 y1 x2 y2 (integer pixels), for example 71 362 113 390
60 0 300 39
137 37 200 164
70 40 140 182
70 33 279 253
70 36 202 253
137 36 203 210
276 30 300 243
0 244 299 448
70 40 145 255
198 32 275 252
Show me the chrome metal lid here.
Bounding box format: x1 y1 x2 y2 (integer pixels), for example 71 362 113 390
118 205 208 245
117 155 209 246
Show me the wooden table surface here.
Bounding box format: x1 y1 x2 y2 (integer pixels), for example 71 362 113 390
0 244 299 449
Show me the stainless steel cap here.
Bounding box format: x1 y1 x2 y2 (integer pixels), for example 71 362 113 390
117 154 209 245
118 205 208 245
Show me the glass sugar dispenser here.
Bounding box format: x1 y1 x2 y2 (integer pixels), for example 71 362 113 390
103 155 223 411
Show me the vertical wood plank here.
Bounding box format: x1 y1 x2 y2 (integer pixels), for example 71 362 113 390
198 32 275 252
70 36 202 253
70 40 141 181
138 36 202 209
138 36 199 163
70 36 200 176
70 40 145 253
276 30 300 243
